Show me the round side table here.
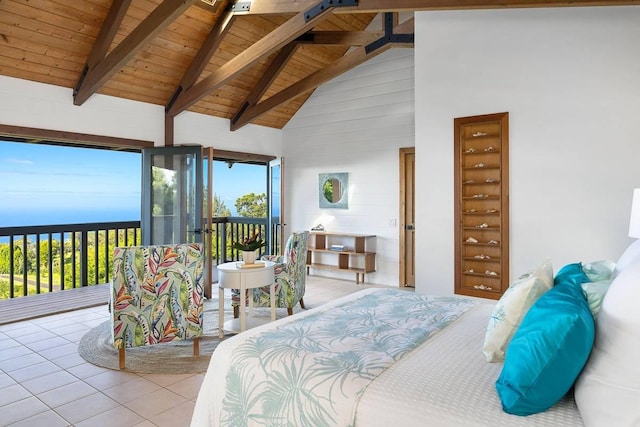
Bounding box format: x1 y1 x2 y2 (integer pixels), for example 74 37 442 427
217 260 276 338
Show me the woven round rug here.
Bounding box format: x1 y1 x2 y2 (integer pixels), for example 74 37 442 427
79 299 234 374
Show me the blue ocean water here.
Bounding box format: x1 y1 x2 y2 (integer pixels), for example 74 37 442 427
0 208 140 243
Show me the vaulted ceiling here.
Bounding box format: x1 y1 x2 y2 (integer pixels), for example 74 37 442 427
0 0 637 133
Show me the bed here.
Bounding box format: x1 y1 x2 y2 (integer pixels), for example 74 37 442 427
191 287 584 426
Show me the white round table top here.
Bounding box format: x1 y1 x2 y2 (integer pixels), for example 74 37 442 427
216 260 275 272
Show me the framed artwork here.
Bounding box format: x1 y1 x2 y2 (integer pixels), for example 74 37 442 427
319 172 348 209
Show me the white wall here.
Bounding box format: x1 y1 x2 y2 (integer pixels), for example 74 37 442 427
283 48 415 285
0 75 281 152
415 7 640 296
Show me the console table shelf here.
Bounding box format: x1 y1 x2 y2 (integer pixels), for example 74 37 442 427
306 232 376 284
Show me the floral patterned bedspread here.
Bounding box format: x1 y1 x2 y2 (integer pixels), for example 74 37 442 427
218 288 477 426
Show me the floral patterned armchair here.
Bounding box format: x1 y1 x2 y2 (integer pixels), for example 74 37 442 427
232 231 309 316
110 243 204 369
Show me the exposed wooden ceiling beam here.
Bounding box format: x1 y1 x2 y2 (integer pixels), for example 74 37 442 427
231 14 413 130
230 43 393 130
74 0 198 106
231 42 300 128
167 3 337 117
336 0 640 13
82 0 132 73
166 8 236 112
300 30 384 46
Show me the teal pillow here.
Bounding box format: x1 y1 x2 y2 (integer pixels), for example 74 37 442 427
554 262 590 287
495 282 595 415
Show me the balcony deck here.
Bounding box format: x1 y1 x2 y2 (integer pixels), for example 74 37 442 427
0 284 109 325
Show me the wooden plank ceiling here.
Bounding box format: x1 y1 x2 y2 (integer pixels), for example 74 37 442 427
0 0 637 131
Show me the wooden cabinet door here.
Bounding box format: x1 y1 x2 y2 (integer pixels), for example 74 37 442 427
454 112 509 299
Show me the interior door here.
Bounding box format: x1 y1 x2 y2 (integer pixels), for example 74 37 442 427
268 158 284 255
141 146 203 246
400 147 415 287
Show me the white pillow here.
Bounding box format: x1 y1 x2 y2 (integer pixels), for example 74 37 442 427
575 261 640 426
612 239 640 279
482 259 553 363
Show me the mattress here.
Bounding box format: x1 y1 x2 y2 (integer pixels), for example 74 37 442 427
355 302 584 426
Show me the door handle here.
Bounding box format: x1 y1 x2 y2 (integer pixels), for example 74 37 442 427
405 224 414 231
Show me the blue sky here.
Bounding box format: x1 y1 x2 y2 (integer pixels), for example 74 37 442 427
0 141 267 227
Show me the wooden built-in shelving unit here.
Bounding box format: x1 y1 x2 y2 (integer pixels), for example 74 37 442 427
454 112 509 299
306 232 376 284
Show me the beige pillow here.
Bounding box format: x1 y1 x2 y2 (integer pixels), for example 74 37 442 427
482 260 553 362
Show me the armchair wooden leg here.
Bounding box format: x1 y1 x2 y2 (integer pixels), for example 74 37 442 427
193 337 200 357
119 348 125 370
299 298 305 309
234 306 239 318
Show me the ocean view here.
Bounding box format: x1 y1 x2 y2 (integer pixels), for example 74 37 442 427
0 208 141 228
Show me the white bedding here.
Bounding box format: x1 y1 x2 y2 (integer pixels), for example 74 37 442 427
191 288 583 426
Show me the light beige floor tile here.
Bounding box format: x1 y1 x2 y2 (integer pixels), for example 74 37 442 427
102 377 162 404
6 409 71 427
83 369 139 391
132 421 156 427
141 373 197 388
67 361 111 379
149 400 195 427
0 396 50 426
14 329 58 345
0 373 17 389
167 374 204 400
74 404 145 427
39 342 78 360
51 351 87 370
4 360 62 382
125 388 188 419
20 370 77 395
54 392 120 425
1 323 43 336
0 352 45 372
37 380 98 408
0 336 20 351
0 345 33 363
60 330 91 343
25 336 72 352
0 384 31 406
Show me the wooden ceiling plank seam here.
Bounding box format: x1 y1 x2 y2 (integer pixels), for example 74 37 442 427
1 44 84 74
166 8 237 112
231 41 395 130
5 0 106 34
0 8 96 50
76 0 132 100
167 1 339 117
73 0 198 106
29 0 106 26
230 41 300 127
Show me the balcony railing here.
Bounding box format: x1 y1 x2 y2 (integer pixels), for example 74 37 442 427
0 217 280 300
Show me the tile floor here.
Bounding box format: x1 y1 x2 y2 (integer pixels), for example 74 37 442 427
0 276 385 427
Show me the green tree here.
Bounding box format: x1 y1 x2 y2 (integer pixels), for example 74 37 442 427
152 168 176 215
235 192 267 218
213 194 231 217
